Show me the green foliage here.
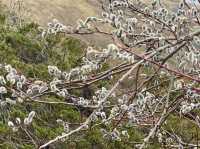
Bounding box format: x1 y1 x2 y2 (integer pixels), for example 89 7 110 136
0 17 85 80
0 14 5 25
33 122 63 140
76 139 92 148
20 144 35 149
0 11 87 147
0 4 198 149
0 10 167 149
58 108 80 122
165 115 200 144
0 122 9 134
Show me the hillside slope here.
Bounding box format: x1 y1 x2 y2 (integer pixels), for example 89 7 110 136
1 0 102 25
1 0 113 47
3 0 195 26
1 0 191 46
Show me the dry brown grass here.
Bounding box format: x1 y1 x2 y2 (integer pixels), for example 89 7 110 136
1 0 113 47
1 0 182 24
1 0 102 25
1 0 181 47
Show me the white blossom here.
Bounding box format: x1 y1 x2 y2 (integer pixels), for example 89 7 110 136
6 98 16 105
8 121 14 127
0 76 6 85
0 86 7 94
16 117 21 125
24 111 36 125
